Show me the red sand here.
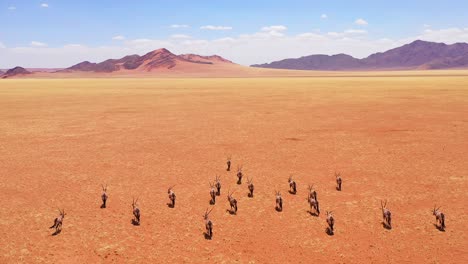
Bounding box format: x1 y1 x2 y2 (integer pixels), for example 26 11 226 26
0 77 467 263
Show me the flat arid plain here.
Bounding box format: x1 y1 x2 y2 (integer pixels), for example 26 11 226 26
1 73 467 263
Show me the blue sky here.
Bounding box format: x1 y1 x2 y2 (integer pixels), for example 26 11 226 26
1 0 468 67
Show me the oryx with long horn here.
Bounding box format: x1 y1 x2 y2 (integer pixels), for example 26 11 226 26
247 177 254 197
227 190 238 214
203 207 214 239
307 184 317 201
168 185 176 208
236 165 243 184
335 171 342 191
215 175 221 196
288 175 297 194
209 182 216 204
49 208 66 234
432 205 446 230
326 211 335 234
101 184 108 208
132 197 141 225
226 156 232 171
381 200 391 229
275 191 283 212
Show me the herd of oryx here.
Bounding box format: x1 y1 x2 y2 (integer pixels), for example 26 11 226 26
49 156 446 238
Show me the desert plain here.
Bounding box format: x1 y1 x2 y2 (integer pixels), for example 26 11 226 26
0 73 467 263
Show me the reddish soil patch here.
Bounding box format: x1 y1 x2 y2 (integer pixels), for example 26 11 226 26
0 77 467 263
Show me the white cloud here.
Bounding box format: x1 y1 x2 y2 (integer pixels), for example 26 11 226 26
258 25 288 37
200 25 233 30
170 34 191 39
31 41 47 47
412 27 468 43
0 42 5 49
321 14 328 19
261 25 287 32
41 3 49 8
423 24 431 28
112 35 126 41
170 24 189 28
355 18 368 26
8 6 16 10
344 29 368 34
64 44 83 48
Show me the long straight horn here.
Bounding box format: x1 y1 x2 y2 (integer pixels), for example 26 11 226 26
207 207 214 215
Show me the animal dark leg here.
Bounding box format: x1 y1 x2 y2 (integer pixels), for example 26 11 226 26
49 218 57 229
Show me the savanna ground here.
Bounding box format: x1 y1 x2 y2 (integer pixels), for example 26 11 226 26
0 75 467 263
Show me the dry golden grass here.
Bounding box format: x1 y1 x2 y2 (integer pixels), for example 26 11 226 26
0 74 467 263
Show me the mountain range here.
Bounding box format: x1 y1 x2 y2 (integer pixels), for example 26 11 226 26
251 40 468 70
1 67 31 79
62 48 233 73
1 40 468 78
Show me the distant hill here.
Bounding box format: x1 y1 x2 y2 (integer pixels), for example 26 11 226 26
2 66 32 78
64 48 234 73
251 40 468 70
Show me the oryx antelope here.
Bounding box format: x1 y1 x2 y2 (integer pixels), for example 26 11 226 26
308 195 320 216
326 211 335 234
307 184 317 201
335 172 342 191
432 205 446 230
247 177 254 197
288 175 297 194
226 156 232 171
275 191 283 211
381 200 392 229
203 208 214 239
227 191 238 214
49 208 66 234
101 184 108 208
209 182 217 204
168 185 176 208
236 165 243 184
215 175 221 196
132 198 141 225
